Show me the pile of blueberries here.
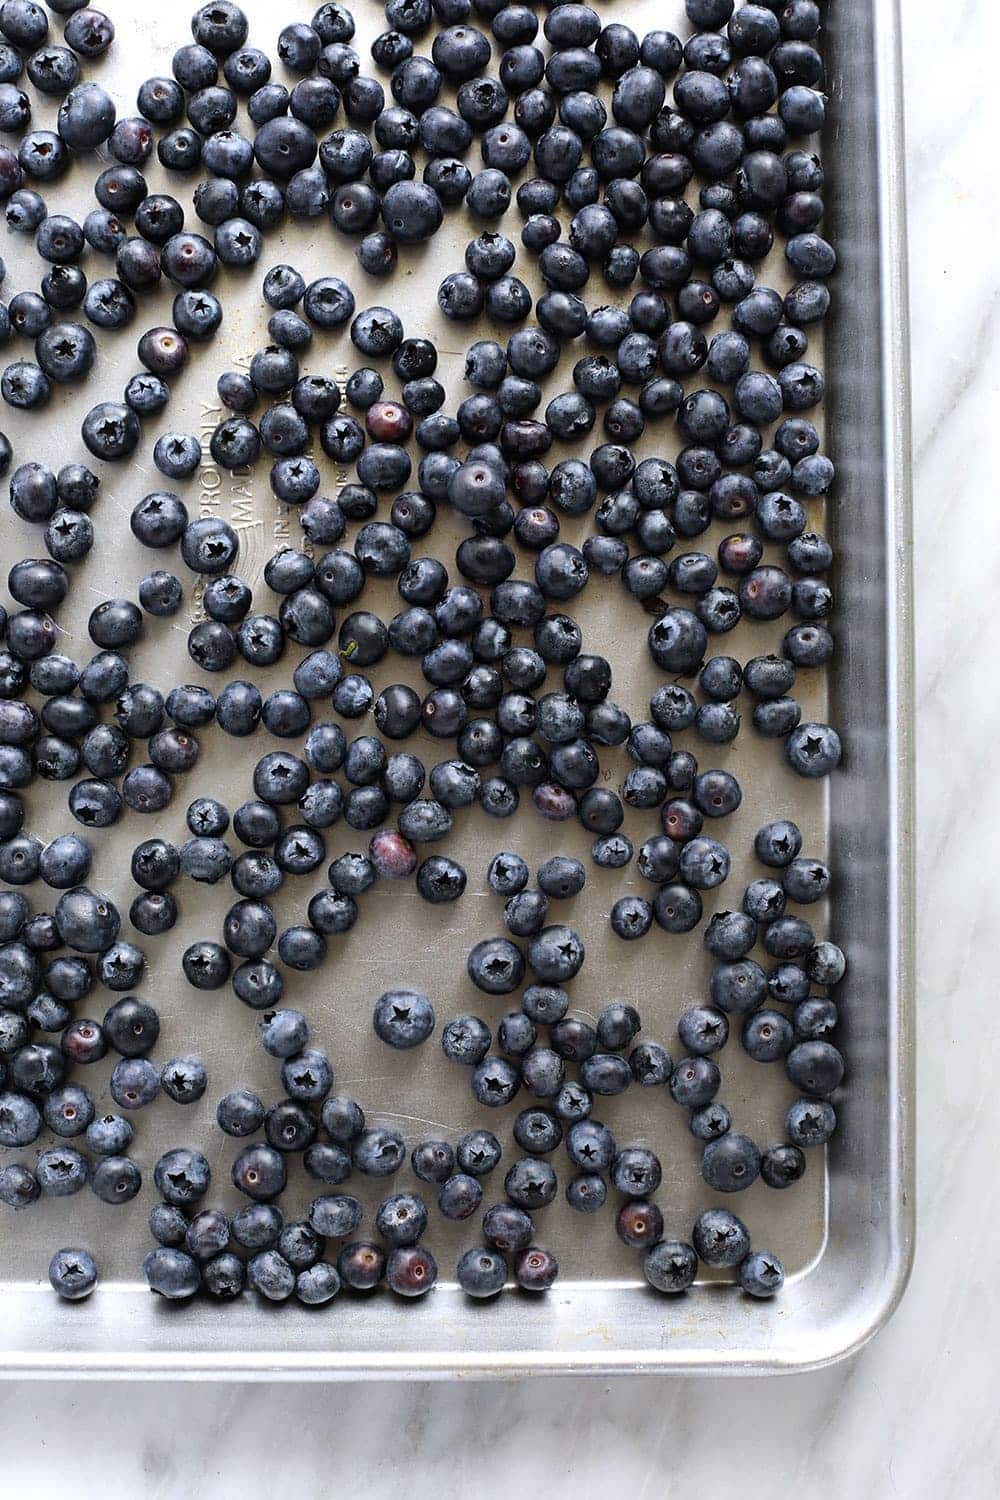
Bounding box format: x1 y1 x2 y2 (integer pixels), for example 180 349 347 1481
0 0 845 1309
38 798 845 1305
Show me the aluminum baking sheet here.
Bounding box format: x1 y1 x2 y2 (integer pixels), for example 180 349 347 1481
0 0 913 1375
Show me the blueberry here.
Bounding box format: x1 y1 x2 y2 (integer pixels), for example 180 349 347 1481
128 891 176 936
610 895 654 940
616 1198 664 1250
642 1239 697 1295
152 1147 210 1207
536 855 586 900
410 1139 455 1185
794 997 838 1041
704 910 757 964
139 570 184 617
295 1136 346 1182
457 1246 506 1298
246 1249 294 1302
188 2 247 56
49 1246 98 1300
611 1146 662 1199
563 1118 614 1173
497 1008 536 1056
232 1142 287 1201
674 836 728 891
0 1010 29 1060
710 955 769 1014
57 81 116 148
35 833 89 890
701 1131 761 1194
520 1045 564 1098
196 1252 242 1299
225 1203 278 1252
761 913 815 961
504 1156 557 1210
334 1236 386 1296
154 431 202 480
467 935 525 994
43 1082 94 1137
525 923 583 983
621 1038 671 1090
91 1154 141 1205
375 1190 428 1247
158 1055 207 1105
751 822 801 874
514 1244 558 1291
589 833 631 869
456 1128 501 1177
667 1050 721 1107
0 891 27 942
739 1249 784 1298
806 940 846 986
52 885 118 954
277 1048 331 1106
28 992 70 1032
353 1125 405 1177
692 1207 751 1269
373 988 435 1049
441 1014 491 1067
741 1004 795 1062
414 854 467 904
213 1088 262 1137
786 1096 837 1147
504 889 548 936
0 835 39 884
36 1145 88 1197
513 1105 562 1155
471 1054 521 1108
0 1090 41 1145
785 1039 845 1097
290 1260 338 1305
379 178 442 243
178 937 229 991
591 1003 638 1054
386 1245 437 1297
563 1171 605 1213
143 1247 200 1299
687 1098 730 1140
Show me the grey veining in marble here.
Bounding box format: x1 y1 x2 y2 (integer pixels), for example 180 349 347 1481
0 3 995 1495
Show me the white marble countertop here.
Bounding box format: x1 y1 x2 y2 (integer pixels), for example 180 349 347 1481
0 6 989 1495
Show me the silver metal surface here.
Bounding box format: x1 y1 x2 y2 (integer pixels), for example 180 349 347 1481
0 0 913 1376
